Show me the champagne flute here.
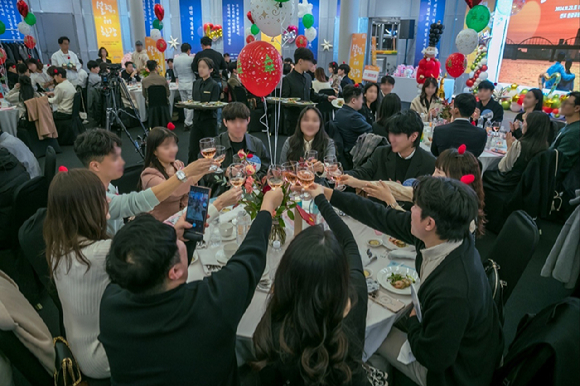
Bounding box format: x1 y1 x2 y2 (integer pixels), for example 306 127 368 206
324 156 338 182
227 163 246 189
330 163 347 191
213 145 226 173
304 150 318 167
282 161 299 199
200 138 217 171
297 162 315 200
267 165 284 190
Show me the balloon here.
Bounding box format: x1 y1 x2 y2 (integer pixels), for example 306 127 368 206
24 35 36 49
480 58 487 65
154 4 165 21
466 79 475 87
512 95 519 102
469 71 475 78
153 19 163 30
416 57 441 84
17 0 29 17
296 35 308 48
466 5 491 33
250 0 294 37
156 39 167 53
479 71 488 80
247 11 254 24
237 41 282 97
282 30 297 46
455 28 478 55
543 106 553 114
445 52 467 78
24 13 36 26
465 0 482 8
501 100 511 110
551 99 561 109
287 25 298 34
151 29 162 40
463 87 472 93
18 21 32 36
517 95 525 105
511 0 526 16
250 24 260 35
246 35 255 44
304 27 317 42
511 83 518 90
552 108 559 115
302 14 314 29
481 65 488 71
510 102 522 112
520 88 528 95
0 21 5 35
0 48 6 65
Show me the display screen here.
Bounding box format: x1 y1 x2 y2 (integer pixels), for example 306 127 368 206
185 186 211 233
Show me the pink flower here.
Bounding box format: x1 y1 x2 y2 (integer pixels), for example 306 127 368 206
244 176 254 192
237 150 247 160
245 164 256 176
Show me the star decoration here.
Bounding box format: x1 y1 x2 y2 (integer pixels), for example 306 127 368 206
169 36 180 49
261 10 268 19
298 0 313 18
322 39 333 51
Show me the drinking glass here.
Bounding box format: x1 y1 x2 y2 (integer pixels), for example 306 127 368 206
227 163 246 189
304 150 318 167
200 138 217 171
213 145 226 173
296 162 315 200
209 216 222 249
282 161 299 199
330 163 347 191
267 165 284 190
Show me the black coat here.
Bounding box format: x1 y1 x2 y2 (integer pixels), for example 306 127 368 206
431 119 488 157
333 105 372 152
281 70 329 134
191 48 227 83
477 98 504 124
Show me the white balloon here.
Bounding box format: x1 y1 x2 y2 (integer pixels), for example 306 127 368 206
304 27 317 42
151 29 162 40
245 27 252 37
469 71 475 78
479 71 488 80
463 87 472 93
480 58 487 65
455 28 478 55
18 21 32 36
251 0 294 37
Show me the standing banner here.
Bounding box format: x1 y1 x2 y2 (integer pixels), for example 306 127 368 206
92 0 124 63
222 0 244 60
348 33 366 84
414 0 446 66
0 0 23 40
362 65 380 83
180 0 204 52
145 36 166 75
143 0 161 37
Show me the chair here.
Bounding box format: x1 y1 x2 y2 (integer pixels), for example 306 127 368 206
318 88 336 124
53 92 85 146
111 163 144 194
147 85 171 128
44 146 57 186
232 86 249 105
485 210 539 304
0 330 53 386
17 118 62 158
8 176 49 250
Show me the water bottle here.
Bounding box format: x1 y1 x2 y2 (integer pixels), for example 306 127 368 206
236 211 250 245
166 71 171 83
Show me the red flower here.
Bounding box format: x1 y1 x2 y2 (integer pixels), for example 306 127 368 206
262 184 272 194
247 153 254 159
167 122 175 130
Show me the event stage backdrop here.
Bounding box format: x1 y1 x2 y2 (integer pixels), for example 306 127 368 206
92 0 124 63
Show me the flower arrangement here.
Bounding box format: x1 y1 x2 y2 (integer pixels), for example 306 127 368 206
439 99 453 121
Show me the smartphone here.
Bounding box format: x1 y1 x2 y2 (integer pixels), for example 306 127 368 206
185 186 211 234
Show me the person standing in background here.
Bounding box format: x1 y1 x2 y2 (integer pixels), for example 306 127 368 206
557 59 575 92
173 43 196 131
51 36 80 86
131 41 150 71
544 53 575 90
96 47 112 64
191 36 226 85
166 59 176 83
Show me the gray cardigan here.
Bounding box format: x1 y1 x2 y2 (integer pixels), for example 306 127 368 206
279 138 336 164
106 183 159 235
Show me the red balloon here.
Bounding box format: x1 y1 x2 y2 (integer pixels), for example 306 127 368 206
517 95 525 105
552 108 559 115
212 25 221 31
481 65 488 71
17 0 29 17
24 35 36 49
445 52 467 78
543 106 553 114
466 78 475 87
156 39 167 53
296 35 308 48
247 11 254 24
154 4 164 21
237 41 282 98
246 35 255 44
416 58 441 84
464 0 482 8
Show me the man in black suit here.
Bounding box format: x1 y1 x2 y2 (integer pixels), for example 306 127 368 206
338 63 354 90
191 36 227 85
333 85 372 152
431 93 488 157
344 110 435 194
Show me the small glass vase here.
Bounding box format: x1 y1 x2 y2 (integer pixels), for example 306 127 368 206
269 219 287 247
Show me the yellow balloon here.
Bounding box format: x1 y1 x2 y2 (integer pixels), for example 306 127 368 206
511 83 518 90
512 95 519 102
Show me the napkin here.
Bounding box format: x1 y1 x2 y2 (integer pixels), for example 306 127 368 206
389 249 416 260
397 340 417 365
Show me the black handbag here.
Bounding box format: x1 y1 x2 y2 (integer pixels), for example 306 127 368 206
53 336 85 386
484 259 506 325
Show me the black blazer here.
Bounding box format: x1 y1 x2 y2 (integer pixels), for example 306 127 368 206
431 119 488 157
348 145 435 183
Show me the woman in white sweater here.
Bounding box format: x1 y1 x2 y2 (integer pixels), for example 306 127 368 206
44 169 112 380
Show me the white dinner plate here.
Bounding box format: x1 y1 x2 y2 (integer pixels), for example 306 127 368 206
377 266 418 295
332 98 345 109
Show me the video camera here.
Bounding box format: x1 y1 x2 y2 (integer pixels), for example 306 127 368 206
100 63 123 86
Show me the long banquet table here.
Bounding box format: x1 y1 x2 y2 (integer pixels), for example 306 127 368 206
186 204 415 365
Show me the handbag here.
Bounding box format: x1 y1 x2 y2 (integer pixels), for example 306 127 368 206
363 363 389 386
53 336 85 386
484 259 506 325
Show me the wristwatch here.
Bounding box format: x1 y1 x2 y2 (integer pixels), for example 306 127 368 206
175 170 188 183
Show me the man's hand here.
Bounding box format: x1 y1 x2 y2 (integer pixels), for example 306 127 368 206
343 175 364 189
363 180 396 206
183 158 214 180
174 212 193 242
410 308 417 318
472 108 481 121
45 91 55 97
15 83 20 89
214 186 243 211
328 96 337 102
261 188 284 214
304 183 325 199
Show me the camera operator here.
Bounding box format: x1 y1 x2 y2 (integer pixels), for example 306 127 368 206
87 61 101 87
121 62 141 83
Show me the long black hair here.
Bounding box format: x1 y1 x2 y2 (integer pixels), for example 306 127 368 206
286 106 330 162
363 82 380 114
18 76 36 102
520 111 551 162
420 77 439 110
253 225 356 385
528 88 543 112
376 93 401 128
138 127 179 191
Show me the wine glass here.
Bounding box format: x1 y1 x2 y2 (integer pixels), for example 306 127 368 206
267 165 284 190
282 161 299 199
330 163 347 191
213 145 226 173
492 121 501 135
200 138 217 171
227 163 246 189
324 156 338 182
304 150 318 167
296 162 315 200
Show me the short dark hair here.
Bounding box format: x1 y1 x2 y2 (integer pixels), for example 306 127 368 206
201 36 213 46
284 57 293 64
181 43 191 53
146 60 158 72
312 59 317 65
58 36 70 44
228 61 238 73
87 60 99 71
387 110 424 147
106 214 180 294
166 58 173 64
74 129 122 167
199 57 215 70
283 63 292 75
453 93 477 117
380 75 395 86
125 61 134 68
52 67 67 78
294 47 314 64
478 80 495 91
328 61 338 73
222 102 251 121
26 58 41 69
343 85 362 104
16 63 28 75
223 53 230 58
556 52 565 62
568 91 580 108
413 176 478 242
338 64 350 75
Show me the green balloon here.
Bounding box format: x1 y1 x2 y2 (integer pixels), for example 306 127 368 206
302 14 314 29
24 13 37 26
0 21 5 35
153 19 163 30
250 24 260 35
465 5 490 33
501 100 511 110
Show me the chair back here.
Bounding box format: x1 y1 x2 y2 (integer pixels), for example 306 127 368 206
486 210 539 304
44 146 57 185
147 86 170 128
147 85 169 106
9 176 49 249
317 88 335 121
72 91 82 117
0 330 53 386
111 163 145 194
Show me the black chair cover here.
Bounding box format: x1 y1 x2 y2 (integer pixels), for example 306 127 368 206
147 85 170 128
17 118 61 158
0 330 53 386
44 146 57 186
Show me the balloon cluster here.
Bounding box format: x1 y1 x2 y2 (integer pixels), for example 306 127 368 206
416 22 444 84
298 0 317 43
499 85 566 118
204 23 223 42
282 25 298 46
0 1 38 50
428 22 444 47
153 4 167 53
465 46 488 88
245 11 259 44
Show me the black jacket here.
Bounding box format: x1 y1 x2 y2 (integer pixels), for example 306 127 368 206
330 190 504 386
347 145 435 183
431 119 488 157
281 70 329 133
341 76 354 90
371 121 390 140
191 48 227 83
333 105 372 152
477 98 504 124
192 77 221 121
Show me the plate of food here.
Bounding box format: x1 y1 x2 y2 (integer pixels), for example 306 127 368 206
332 98 345 109
377 265 418 295
384 236 408 249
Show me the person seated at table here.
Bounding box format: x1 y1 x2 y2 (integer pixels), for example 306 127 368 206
280 106 336 172
0 124 41 178
99 189 284 386
27 58 52 91
86 60 102 87
410 77 442 119
431 93 487 157
188 57 221 163
551 91 580 181
333 85 372 153
46 67 76 121
338 63 354 90
141 60 170 102
5 60 19 89
15 62 30 78
74 129 214 234
311 67 331 93
473 80 503 125
4 75 41 119
316 176 504 386
343 110 435 193
96 47 111 64
120 61 141 83
360 82 379 125
227 61 242 90
511 88 543 139
251 185 370 386
372 93 401 140
483 111 552 194
166 58 176 83
379 75 395 101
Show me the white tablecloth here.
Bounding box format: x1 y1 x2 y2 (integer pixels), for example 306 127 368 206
128 83 179 122
187 206 414 364
0 106 20 136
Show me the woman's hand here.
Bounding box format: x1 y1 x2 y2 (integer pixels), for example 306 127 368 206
304 183 325 199
261 188 284 214
184 158 214 180
506 131 515 150
472 108 481 121
312 161 325 174
213 186 243 211
363 180 397 206
173 160 185 170
342 175 364 189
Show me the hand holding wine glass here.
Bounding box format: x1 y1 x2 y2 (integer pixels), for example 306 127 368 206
213 145 226 173
227 163 246 188
200 138 218 172
267 165 284 190
304 150 318 167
